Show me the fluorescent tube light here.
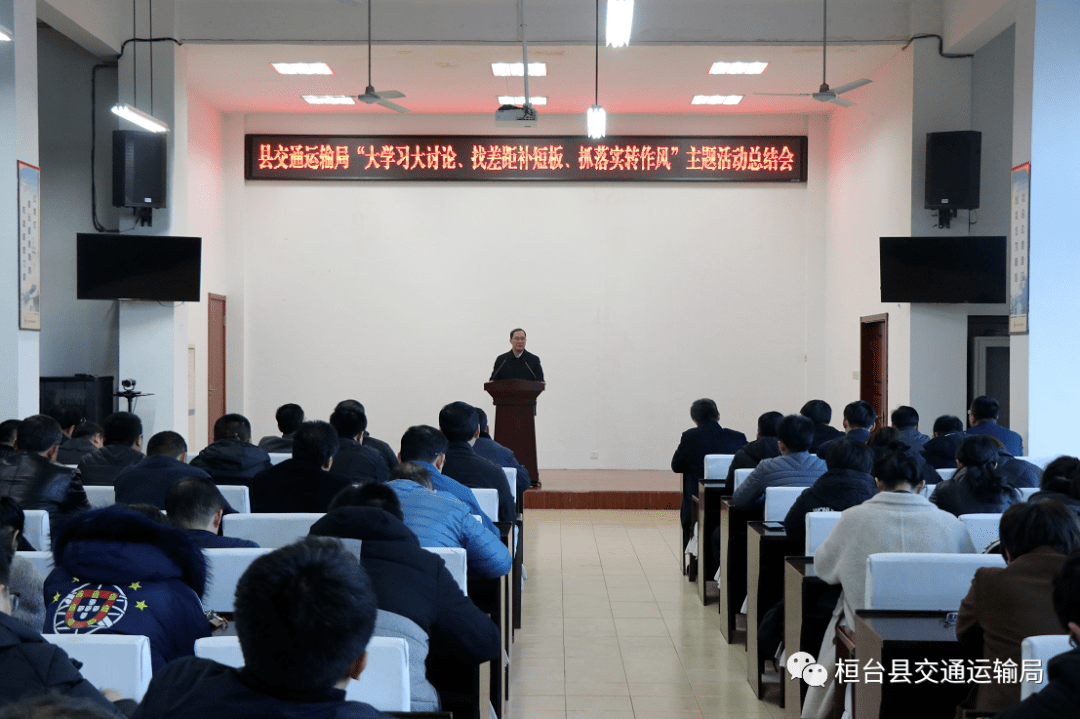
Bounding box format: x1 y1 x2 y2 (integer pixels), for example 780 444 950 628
272 62 334 75
709 61 769 75
110 104 169 133
491 62 547 77
586 105 606 139
606 0 634 47
498 96 547 106
302 95 356 105
691 95 744 105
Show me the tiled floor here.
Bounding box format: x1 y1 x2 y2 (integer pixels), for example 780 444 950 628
510 509 785 719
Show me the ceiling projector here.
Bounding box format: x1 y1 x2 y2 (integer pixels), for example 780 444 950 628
495 104 539 128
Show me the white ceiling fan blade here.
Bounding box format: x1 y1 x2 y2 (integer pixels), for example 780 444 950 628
374 89 405 100
358 94 379 104
828 96 855 107
830 78 872 95
377 99 410 113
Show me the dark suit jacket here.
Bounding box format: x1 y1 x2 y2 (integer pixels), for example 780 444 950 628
724 436 781 483
442 441 515 522
330 437 389 484
809 422 845 454
966 420 1024 456
77 445 145 487
251 458 350 513
190 439 272 486
474 436 530 495
114 455 212 509
671 422 748 490
256 433 294 453
490 350 544 381
363 432 399 471
815 428 871 460
922 431 965 469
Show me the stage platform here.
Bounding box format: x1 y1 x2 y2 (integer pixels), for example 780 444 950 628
523 469 680 510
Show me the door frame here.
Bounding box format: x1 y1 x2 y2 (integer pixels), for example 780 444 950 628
860 313 889 430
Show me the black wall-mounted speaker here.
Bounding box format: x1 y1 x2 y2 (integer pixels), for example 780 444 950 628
925 130 981 210
112 130 167 209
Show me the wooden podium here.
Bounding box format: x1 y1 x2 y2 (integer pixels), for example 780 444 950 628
484 379 544 489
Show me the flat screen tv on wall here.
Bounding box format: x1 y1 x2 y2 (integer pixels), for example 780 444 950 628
879 236 1007 304
76 233 202 301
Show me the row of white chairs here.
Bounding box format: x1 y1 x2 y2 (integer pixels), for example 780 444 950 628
84 484 251 513
708 453 1061 481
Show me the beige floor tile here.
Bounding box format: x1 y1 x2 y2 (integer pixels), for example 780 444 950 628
510 711 566 719
614 616 670 636
510 679 565 696
565 711 636 719
610 602 663 618
565 694 634 711
627 682 696 697
631 693 703 711
509 694 566 711
564 682 629 697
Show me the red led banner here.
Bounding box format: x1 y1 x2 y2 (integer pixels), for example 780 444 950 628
245 135 807 183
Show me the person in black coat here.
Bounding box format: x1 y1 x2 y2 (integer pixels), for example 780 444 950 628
921 414 966 469
251 421 349 513
800 400 844 454
256 403 304 454
0 419 20 461
724 411 783 482
784 439 876 552
165 477 259 549
56 422 104 466
439 402 515 523
474 408 531 496
868 427 941 486
670 399 749 549
1027 455 1080 517
328 408 389 484
190 414 272 487
997 449 1042 488
490 328 544 381
815 400 876 460
77 412 144 487
930 435 1021 517
334 400 400 472
114 430 212 509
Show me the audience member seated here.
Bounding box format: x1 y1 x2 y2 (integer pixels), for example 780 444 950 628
815 400 877 460
132 537 395 719
399 425 498 538
474 408 530 496
891 405 929 453
921 414 967 469
0 498 44 631
995 441 1043 488
0 415 89 535
165 477 259 549
335 400 399 472
190 414 272 486
328 407 388 484
929 434 1021 517
388 462 511 578
783 440 876 552
56 422 103 466
0 420 21 461
800 400 844 454
868 427 939 486
1030 456 1080 517
956 501 1080 713
77 412 144 487
724 411 783 483
255 403 303 453
671 398 748 549
43 504 213 671
310 484 501 715
0 548 131 718
47 407 82 441
731 414 826 510
801 448 976 719
251 421 348 513
966 394 1024 456
114 431 212 508
440 402 514 523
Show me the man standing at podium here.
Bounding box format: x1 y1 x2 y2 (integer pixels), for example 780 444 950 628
490 328 544 382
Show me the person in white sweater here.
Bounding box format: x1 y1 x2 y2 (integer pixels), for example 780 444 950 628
801 446 977 719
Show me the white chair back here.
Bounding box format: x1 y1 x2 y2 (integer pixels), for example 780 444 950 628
864 553 1006 611
806 512 842 556
503 467 517 503
959 513 1003 554
705 454 735 480
221 513 323 548
218 484 251 513
46 634 153 701
202 548 276 612
1018 487 1039 501
734 468 753 492
764 486 806 522
472 488 499 522
17 550 53 578
267 452 289 465
424 546 467 592
1020 634 1072 699
84 486 114 508
936 468 957 482
23 510 51 553
1019 456 1057 470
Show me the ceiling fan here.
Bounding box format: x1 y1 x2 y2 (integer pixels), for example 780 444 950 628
343 0 409 113
756 0 871 108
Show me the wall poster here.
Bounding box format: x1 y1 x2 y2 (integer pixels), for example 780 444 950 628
17 161 41 331
1009 162 1030 335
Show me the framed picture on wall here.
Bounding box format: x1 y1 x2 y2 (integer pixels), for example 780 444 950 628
1009 162 1030 335
17 161 41 331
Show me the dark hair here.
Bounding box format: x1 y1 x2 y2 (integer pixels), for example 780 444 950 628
103 412 143 446
146 431 187 458
165 476 228 528
328 408 367 440
292 421 340 465
0 497 25 551
800 400 832 425
955 435 1010 498
999 501 1080 559
868 426 900 448
689 399 719 424
970 396 1001 422
825 440 874 473
439 402 479 443
843 401 877 430
390 461 433 490
16 415 63 454
777 414 814 453
874 447 924 489
276 403 305 434
71 422 103 441
0 543 9 587
933 415 964 435
234 537 378 691
0 692 119 719
476 408 489 434
1052 552 1080 631
328 482 404 520
47 406 82 432
0 419 20 446
757 411 783 438
335 399 365 415
509 328 526 339
1042 456 1080 498
213 413 252 442
890 406 919 429
399 425 448 463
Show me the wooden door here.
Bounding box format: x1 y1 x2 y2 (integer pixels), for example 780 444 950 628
208 294 226 445
860 314 888 430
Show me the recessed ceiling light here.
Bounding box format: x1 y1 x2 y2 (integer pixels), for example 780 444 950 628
691 95 744 105
302 95 356 105
498 96 548 106
491 62 547 77
273 62 334 75
708 61 769 75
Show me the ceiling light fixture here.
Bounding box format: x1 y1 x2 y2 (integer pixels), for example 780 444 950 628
491 62 547 77
498 96 547 106
606 0 634 47
587 0 606 138
302 95 356 105
709 61 769 75
111 1 169 133
110 103 169 132
691 95 744 105
273 62 334 75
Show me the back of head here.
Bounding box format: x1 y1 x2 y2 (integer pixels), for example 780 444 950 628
439 401 479 442
955 434 1007 496
328 482 403 519
868 426 900 448
275 403 304 434
933 414 964 435
328 407 367 440
0 691 119 719
292 421 340 465
999 501 1080 559
0 541 9 587
873 446 923 489
146 431 187 459
800 399 832 426
777 414 814 453
335 399 365 415
476 408 489 434
1052 551 1080 633
103 411 143 446
0 419 20 446
234 537 378 692
16 415 63 454
390 461 433 490
825 440 874 474
213 413 252 442
47 406 82 433
399 425 449 463
757 411 783 438
970 395 1001 422
890 405 919 430
71 422 103 441
843 401 877 430
689 398 719 424
1042 456 1080 498
165 476 227 529
0 496 25 550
